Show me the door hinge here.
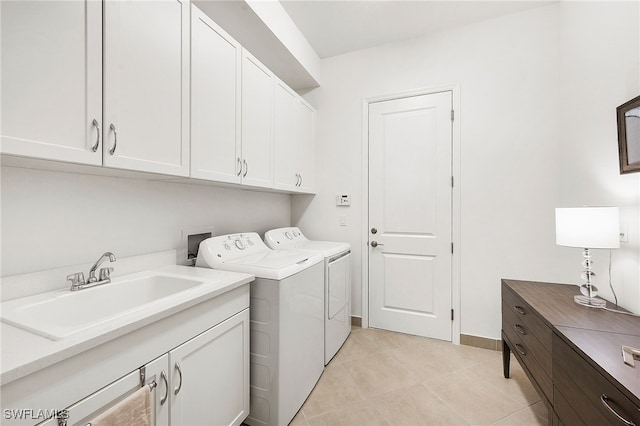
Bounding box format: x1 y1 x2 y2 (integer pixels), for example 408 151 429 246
451 242 454 254
451 110 455 121
451 309 454 321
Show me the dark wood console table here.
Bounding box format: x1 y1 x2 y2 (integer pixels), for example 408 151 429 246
501 279 640 426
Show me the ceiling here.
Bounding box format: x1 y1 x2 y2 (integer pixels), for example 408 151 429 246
280 0 555 59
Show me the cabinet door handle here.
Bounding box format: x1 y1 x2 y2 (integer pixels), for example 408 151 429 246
243 160 248 177
295 173 300 186
514 305 526 315
109 123 118 155
514 343 526 356
91 119 100 152
236 157 242 176
299 174 303 187
160 370 168 405
600 395 636 426
174 362 183 395
514 324 527 335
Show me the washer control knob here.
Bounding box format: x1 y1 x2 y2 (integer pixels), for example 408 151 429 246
224 243 231 250
285 231 293 240
235 239 245 250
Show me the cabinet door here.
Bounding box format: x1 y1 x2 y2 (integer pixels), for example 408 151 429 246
38 355 169 426
103 0 189 176
296 99 315 192
241 51 274 188
191 6 242 183
273 81 299 191
169 309 249 426
0 1 102 165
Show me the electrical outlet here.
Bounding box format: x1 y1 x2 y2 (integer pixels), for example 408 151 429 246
620 222 629 243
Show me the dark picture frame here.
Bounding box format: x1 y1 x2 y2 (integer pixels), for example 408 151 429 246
616 95 640 174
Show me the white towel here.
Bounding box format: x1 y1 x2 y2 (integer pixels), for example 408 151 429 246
88 385 151 426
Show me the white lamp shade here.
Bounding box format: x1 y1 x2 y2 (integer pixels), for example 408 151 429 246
555 207 620 249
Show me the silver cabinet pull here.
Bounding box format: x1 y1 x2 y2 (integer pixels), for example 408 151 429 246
299 174 303 187
514 306 526 315
160 370 168 405
174 362 182 395
600 395 636 426
91 119 100 152
109 123 118 155
514 343 527 356
236 157 242 176
295 173 300 186
514 324 527 335
243 160 248 177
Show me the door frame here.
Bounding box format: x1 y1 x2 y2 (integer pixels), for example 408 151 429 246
360 84 461 344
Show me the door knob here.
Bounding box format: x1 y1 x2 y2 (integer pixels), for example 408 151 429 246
370 241 383 248
371 228 377 234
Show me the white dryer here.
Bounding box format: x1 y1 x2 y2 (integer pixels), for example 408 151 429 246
196 233 324 426
264 227 351 365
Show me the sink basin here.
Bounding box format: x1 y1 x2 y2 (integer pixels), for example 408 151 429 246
1 272 210 340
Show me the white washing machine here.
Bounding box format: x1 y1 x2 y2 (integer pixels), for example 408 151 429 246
196 232 324 426
264 227 351 365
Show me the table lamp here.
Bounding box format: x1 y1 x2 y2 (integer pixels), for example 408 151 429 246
555 207 620 308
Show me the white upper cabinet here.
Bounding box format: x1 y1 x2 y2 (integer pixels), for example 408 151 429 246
273 82 300 191
190 6 242 184
296 99 315 192
0 1 103 165
240 50 274 189
103 0 189 176
273 80 315 193
1 2 313 192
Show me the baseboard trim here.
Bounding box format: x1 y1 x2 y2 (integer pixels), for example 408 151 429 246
460 334 501 351
351 316 362 327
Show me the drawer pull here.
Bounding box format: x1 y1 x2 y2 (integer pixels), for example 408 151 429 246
600 395 636 426
514 305 526 315
514 343 527 356
514 324 527 335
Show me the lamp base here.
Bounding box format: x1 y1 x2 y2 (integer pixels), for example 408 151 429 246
574 295 606 308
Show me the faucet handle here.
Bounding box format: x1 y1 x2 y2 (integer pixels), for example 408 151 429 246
66 272 85 287
99 267 114 281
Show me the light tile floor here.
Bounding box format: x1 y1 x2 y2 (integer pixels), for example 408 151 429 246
290 327 548 426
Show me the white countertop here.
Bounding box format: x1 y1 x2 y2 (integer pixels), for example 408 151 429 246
0 265 254 386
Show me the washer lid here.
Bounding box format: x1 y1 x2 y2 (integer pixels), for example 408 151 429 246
265 227 351 257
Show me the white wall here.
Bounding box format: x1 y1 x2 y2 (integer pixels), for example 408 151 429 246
1 166 291 277
293 1 640 340
554 1 640 312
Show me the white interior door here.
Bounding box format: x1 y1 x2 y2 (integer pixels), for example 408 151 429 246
368 91 453 341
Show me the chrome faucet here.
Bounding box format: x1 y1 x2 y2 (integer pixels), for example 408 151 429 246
67 252 117 291
88 252 116 283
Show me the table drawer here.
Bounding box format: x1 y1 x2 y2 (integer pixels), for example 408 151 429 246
502 285 552 350
554 333 640 426
502 302 552 375
502 331 552 402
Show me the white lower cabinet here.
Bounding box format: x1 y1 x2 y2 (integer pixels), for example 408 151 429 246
38 354 169 426
169 309 249 426
36 309 249 426
1 286 250 426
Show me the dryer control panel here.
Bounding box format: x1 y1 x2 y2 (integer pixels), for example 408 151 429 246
264 227 309 248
